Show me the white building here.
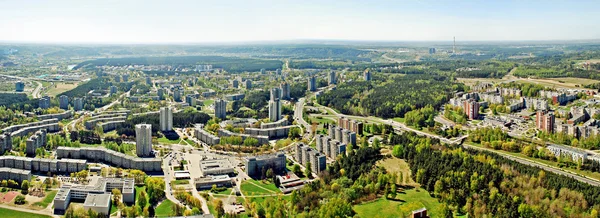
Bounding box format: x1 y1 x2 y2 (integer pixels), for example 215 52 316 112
160 107 173 131
135 124 153 157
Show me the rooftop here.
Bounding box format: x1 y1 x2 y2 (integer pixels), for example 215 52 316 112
83 194 111 207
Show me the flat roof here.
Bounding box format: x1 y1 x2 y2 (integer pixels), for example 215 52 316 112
83 194 111 208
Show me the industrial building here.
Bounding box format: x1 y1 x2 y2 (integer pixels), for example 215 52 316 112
54 177 135 214
244 153 286 178
199 159 234 177
194 175 234 190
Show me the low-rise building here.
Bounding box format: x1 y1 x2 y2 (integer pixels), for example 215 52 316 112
200 159 234 177
244 153 286 178
194 175 233 190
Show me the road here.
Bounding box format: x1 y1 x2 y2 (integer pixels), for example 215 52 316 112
463 143 600 186
312 99 600 187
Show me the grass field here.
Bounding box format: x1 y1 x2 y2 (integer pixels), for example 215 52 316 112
377 157 417 186
240 180 280 196
171 180 190 185
0 207 52 218
157 136 182 145
155 199 175 217
45 82 79 97
203 99 214 106
354 188 442 218
309 115 336 124
32 190 57 208
135 186 149 207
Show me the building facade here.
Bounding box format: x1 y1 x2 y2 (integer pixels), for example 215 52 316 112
135 124 153 157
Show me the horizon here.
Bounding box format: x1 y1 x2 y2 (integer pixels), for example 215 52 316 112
1 0 599 44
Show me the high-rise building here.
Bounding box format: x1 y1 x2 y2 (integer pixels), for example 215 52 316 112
110 86 118 95
160 107 173 132
276 69 282 75
308 76 317 92
260 68 266 74
429 48 436 54
157 88 165 100
59 95 69 110
280 82 290 100
114 75 121 82
135 124 153 157
122 74 129 82
463 99 479 120
15 81 25 92
363 69 372 81
39 96 51 109
231 80 239 88
214 99 227 119
328 70 336 85
268 88 282 122
536 111 555 133
173 89 183 102
270 87 281 101
245 79 252 90
73 97 83 111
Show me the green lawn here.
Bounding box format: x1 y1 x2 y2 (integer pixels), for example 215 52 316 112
392 117 406 123
203 99 214 106
157 136 181 145
135 186 149 207
171 180 190 185
110 202 118 215
155 199 175 217
240 180 281 196
0 207 52 218
354 188 443 218
32 190 57 208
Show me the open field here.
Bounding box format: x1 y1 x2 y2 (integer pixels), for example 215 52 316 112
240 180 280 196
377 157 418 186
45 82 79 97
155 199 175 217
32 190 57 208
0 207 52 218
353 188 443 218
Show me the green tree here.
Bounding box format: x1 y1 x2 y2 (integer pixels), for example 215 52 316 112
215 199 224 218
138 190 148 210
305 162 312 178
21 180 29 194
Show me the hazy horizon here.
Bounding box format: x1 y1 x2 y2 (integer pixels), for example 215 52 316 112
1 0 599 44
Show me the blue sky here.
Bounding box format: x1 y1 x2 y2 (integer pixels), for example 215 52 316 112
0 0 598 43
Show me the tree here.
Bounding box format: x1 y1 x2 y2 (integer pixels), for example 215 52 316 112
292 164 302 176
14 195 26 204
112 188 122 205
373 138 381 149
266 168 274 180
215 199 224 218
146 177 166 204
21 180 29 194
138 190 148 210
389 183 397 199
305 162 312 178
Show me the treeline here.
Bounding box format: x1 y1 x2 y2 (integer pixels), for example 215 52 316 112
75 56 283 73
393 132 600 217
318 75 465 118
513 65 600 79
0 93 29 107
289 61 396 70
59 77 132 98
216 45 371 61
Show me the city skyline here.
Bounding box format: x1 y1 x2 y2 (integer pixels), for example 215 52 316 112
1 0 599 44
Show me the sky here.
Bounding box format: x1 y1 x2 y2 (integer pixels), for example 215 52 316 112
0 0 599 44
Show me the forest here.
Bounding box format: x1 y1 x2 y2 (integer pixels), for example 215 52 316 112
391 131 600 217
0 93 29 107
74 55 283 73
318 75 466 118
